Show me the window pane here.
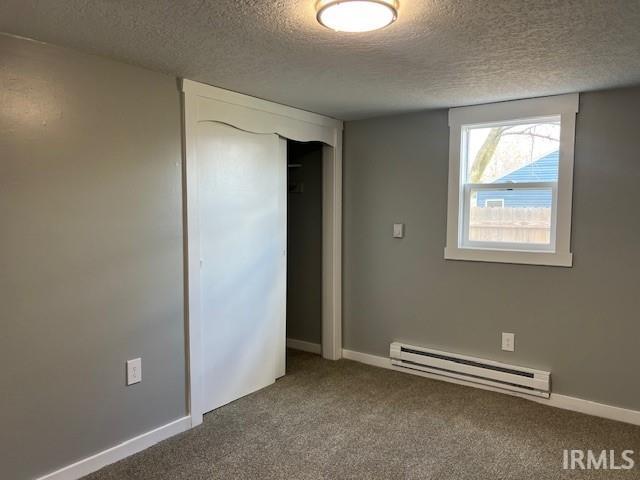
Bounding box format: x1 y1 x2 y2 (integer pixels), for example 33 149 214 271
465 120 560 184
468 189 552 245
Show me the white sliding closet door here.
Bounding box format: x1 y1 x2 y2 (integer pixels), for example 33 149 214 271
197 121 286 414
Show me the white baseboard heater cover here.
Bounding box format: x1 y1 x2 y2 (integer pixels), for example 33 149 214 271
390 342 550 398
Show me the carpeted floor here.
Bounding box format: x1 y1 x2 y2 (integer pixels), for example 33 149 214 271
85 350 640 479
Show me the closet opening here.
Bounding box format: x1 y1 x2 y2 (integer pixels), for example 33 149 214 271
286 140 324 357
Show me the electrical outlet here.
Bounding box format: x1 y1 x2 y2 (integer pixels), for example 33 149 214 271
126 358 142 385
393 223 405 238
501 333 515 352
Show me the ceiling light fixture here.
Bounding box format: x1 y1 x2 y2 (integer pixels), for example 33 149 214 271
316 0 399 33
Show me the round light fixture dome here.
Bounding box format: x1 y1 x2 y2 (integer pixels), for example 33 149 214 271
316 0 399 33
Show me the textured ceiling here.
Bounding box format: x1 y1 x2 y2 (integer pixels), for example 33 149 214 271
1 1 640 120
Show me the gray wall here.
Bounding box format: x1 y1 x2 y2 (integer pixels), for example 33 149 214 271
343 86 640 411
286 143 323 345
0 34 186 479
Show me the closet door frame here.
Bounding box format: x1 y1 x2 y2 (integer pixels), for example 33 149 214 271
182 79 343 427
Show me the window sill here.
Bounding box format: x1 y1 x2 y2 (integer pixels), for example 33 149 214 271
444 246 573 267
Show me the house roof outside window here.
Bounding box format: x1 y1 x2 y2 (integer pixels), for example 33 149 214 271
476 150 559 208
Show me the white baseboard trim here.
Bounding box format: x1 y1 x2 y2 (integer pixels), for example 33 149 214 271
36 416 191 480
342 348 640 427
547 394 640 426
287 338 322 355
342 348 391 369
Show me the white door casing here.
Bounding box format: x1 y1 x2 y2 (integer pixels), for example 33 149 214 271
182 79 343 426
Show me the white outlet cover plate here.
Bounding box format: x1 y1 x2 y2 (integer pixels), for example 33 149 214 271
127 358 142 385
501 332 515 352
393 223 404 238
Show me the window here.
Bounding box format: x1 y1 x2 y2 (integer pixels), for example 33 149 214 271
484 199 505 208
445 94 578 267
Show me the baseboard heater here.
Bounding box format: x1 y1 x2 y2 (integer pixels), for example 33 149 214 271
390 342 550 398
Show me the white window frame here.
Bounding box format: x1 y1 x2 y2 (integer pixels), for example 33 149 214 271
445 94 579 267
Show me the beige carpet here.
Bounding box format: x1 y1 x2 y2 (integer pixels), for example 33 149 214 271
85 350 640 479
